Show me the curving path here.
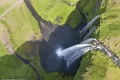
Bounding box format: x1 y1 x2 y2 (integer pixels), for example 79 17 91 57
0 37 41 80
0 0 23 20
0 0 41 79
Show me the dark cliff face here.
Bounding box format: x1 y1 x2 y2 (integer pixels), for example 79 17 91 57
24 0 87 75
38 0 96 74
39 24 82 74
25 0 102 76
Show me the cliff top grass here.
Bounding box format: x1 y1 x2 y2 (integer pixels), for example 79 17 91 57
0 41 8 57
30 0 82 28
75 0 120 80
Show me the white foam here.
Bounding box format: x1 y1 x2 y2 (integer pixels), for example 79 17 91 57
56 47 63 57
56 44 91 57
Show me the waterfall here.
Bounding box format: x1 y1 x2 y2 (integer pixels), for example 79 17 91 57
56 44 93 68
56 38 120 68
79 15 100 38
56 44 91 57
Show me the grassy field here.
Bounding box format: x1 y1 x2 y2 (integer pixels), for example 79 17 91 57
30 0 77 24
0 41 8 57
30 0 82 28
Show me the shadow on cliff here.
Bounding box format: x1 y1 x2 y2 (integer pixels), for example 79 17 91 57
0 52 40 80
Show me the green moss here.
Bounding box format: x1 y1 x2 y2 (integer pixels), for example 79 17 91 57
74 53 92 80
80 0 97 21
61 0 79 6
0 55 37 80
0 6 7 15
99 1 120 38
82 52 107 80
67 9 82 29
100 0 108 13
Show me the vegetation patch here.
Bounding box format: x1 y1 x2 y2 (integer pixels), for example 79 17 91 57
0 54 37 80
0 41 8 57
30 0 81 28
99 1 120 38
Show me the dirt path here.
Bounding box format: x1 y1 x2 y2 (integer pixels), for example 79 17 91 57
0 26 41 80
0 35 41 80
0 0 23 46
0 1 41 79
0 0 23 20
0 23 14 54
0 37 15 54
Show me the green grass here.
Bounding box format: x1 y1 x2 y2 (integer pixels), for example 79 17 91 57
0 41 8 57
98 1 120 79
0 55 37 80
31 0 82 28
0 0 17 15
74 53 92 80
0 7 6 15
81 51 108 80
80 0 98 21
66 9 82 29
0 5 9 15
31 0 76 24
99 1 120 38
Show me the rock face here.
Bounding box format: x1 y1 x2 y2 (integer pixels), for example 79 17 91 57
39 0 102 76
40 24 83 74
24 0 86 74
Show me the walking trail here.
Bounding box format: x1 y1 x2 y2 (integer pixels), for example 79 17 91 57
0 0 23 20
0 0 41 79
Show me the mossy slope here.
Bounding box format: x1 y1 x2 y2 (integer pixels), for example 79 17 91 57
75 0 120 80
